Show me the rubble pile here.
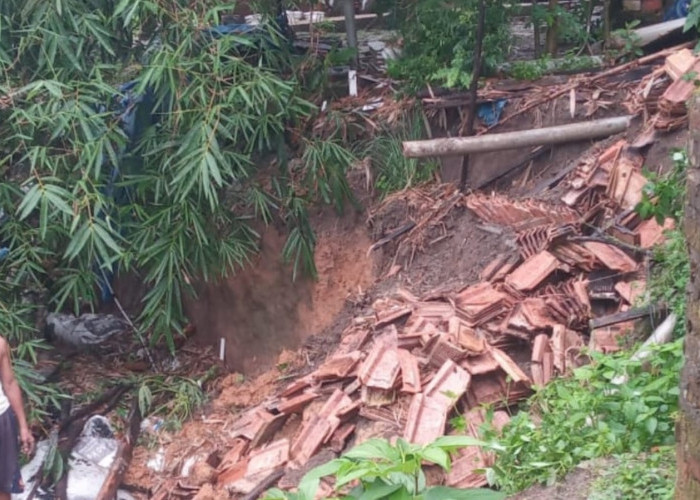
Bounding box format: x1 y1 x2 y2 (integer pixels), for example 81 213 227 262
140 46 695 500
197 131 674 498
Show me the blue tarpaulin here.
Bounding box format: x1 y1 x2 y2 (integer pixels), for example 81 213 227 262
477 99 507 127
664 0 690 21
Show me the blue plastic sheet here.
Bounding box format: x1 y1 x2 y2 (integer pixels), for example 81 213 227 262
664 0 690 21
477 99 507 127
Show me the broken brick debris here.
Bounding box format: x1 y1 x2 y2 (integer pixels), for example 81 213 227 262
466 372 531 410
661 59 700 108
313 352 363 381
551 325 584 374
455 282 513 325
397 348 422 393
461 351 500 376
217 438 248 474
446 446 490 489
329 423 356 453
403 393 448 445
505 250 560 291
291 415 332 466
428 337 467 367
375 305 413 329
491 348 531 385
230 407 286 448
423 360 471 409
664 48 696 81
636 217 674 248
213 121 673 493
277 392 319 415
449 317 486 353
220 439 289 494
615 279 647 305
358 342 401 390
531 334 554 386
583 241 638 273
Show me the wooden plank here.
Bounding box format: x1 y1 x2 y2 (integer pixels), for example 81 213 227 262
589 304 665 329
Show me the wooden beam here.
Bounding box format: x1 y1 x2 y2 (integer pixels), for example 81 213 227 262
589 304 666 330
403 116 633 158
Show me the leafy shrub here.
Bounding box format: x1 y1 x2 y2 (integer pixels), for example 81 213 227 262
648 229 689 338
636 149 687 224
488 341 682 493
264 436 505 500
636 149 689 337
588 447 675 500
388 0 510 90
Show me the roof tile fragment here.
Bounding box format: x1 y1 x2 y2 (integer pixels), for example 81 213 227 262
505 251 559 291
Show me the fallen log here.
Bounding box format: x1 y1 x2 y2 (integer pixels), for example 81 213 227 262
403 116 633 158
96 396 142 500
610 18 687 49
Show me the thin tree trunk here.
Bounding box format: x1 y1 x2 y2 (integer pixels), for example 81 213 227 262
533 0 541 58
545 0 559 56
404 116 632 158
458 0 486 192
676 93 700 498
343 0 358 67
603 0 612 46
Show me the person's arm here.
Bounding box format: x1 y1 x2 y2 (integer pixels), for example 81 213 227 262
0 337 35 455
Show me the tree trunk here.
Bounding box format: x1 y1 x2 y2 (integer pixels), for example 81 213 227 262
533 0 541 58
403 116 632 158
603 0 612 46
676 94 700 498
343 0 358 67
545 0 559 56
459 0 486 192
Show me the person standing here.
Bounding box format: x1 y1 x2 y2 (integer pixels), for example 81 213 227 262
0 336 35 499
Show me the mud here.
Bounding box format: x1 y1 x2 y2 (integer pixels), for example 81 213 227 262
184 205 375 376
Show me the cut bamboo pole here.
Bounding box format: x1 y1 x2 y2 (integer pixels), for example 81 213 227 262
403 115 633 158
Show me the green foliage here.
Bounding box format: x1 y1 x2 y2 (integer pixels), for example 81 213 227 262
636 149 687 224
489 341 682 493
264 436 505 500
509 59 550 81
43 430 65 483
138 374 207 429
648 229 689 337
507 55 601 81
611 21 643 61
364 110 436 196
636 149 689 337
0 0 357 354
588 447 675 500
388 0 510 90
532 1 596 51
685 0 700 51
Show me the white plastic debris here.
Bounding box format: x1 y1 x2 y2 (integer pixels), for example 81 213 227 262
15 416 120 500
147 446 166 472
